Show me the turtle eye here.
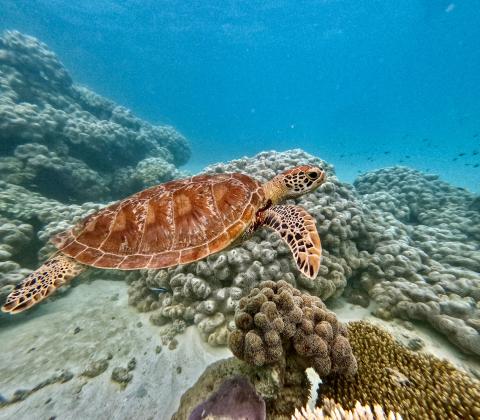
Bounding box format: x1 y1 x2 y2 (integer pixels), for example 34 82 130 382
308 171 319 179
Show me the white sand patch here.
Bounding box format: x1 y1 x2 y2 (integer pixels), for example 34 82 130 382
0 279 230 420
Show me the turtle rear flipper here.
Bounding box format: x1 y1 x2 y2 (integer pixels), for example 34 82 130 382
261 205 322 279
1 254 84 314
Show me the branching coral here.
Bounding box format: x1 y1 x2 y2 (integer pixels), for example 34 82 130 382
318 321 480 419
293 399 402 420
228 280 357 378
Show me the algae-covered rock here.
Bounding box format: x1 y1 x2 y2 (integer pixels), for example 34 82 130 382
173 357 309 420
188 376 266 420
229 280 357 378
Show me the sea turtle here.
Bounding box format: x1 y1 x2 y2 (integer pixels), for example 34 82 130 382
2 165 326 314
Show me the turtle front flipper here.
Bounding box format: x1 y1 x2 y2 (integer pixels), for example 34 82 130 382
1 254 85 314
260 205 321 279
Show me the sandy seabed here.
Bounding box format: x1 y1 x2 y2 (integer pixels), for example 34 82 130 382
0 280 229 420
0 279 477 420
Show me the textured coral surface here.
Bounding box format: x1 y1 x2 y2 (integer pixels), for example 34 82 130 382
229 280 357 379
355 167 480 355
318 321 480 419
129 149 366 347
0 30 190 202
129 150 479 356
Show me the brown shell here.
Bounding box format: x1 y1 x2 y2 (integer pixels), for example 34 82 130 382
52 173 265 270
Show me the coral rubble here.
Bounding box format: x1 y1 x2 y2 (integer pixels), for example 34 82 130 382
318 321 480 419
0 30 190 203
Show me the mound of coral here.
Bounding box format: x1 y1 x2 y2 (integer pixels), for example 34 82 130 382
129 151 479 357
128 149 367 346
318 321 480 419
355 167 480 355
0 30 190 202
174 283 356 419
229 280 357 378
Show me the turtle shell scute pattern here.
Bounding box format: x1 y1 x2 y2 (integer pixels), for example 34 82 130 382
52 173 265 270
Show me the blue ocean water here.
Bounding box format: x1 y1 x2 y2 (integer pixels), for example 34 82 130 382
1 0 479 191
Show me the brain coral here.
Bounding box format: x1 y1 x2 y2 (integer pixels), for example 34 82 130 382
354 167 480 356
0 30 190 202
128 149 367 345
229 280 357 378
318 321 480 419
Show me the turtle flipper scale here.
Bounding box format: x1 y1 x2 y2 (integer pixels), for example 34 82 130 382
1 254 84 314
260 205 321 279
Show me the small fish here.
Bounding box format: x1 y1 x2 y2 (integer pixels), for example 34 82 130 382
384 151 390 154
148 287 169 293
405 155 411 159
473 151 479 155
459 153 466 157
474 164 479 168
474 133 479 138
453 158 458 161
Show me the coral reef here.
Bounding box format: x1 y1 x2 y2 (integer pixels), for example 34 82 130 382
228 280 357 378
128 149 367 345
0 181 108 291
293 399 402 420
128 151 479 355
0 30 190 203
355 167 480 356
318 321 480 419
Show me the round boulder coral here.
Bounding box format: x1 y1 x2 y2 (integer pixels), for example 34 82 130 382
228 280 357 378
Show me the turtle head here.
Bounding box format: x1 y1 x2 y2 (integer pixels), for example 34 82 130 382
266 165 326 203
